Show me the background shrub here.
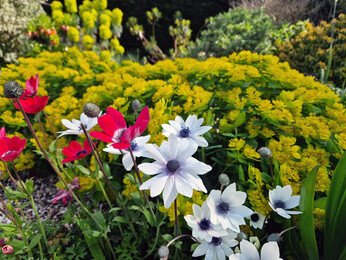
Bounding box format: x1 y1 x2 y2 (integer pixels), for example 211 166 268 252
0 0 44 66
275 14 346 87
184 8 302 59
0 50 345 213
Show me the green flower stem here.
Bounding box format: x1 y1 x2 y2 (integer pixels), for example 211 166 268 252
14 98 106 233
29 197 49 249
80 123 137 238
174 199 179 237
11 162 49 249
143 225 160 259
35 113 49 150
128 147 156 220
0 197 33 258
1 160 26 194
95 177 124 237
104 233 116 259
14 199 27 225
37 240 44 259
80 123 118 199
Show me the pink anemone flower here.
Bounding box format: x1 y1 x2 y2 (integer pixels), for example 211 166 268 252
0 136 26 162
21 74 39 99
61 140 94 163
52 177 80 205
90 106 149 149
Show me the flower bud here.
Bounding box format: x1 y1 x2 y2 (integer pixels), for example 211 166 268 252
237 231 247 240
158 245 169 258
3 81 24 98
218 174 230 186
267 233 281 242
2 245 14 255
14 208 21 214
258 147 272 159
83 103 101 118
131 99 141 111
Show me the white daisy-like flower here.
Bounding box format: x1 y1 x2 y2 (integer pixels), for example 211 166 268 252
247 212 266 229
207 183 253 233
229 240 282 260
57 112 101 138
185 201 228 242
162 115 212 147
268 185 302 219
139 134 211 208
192 232 238 260
103 135 151 171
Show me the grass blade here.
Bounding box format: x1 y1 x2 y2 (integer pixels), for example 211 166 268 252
299 165 319 260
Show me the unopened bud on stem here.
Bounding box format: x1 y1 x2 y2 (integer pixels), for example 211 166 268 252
3 81 24 98
83 103 101 118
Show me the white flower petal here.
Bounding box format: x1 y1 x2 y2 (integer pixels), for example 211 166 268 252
239 240 260 260
284 195 300 209
275 208 291 219
175 175 193 198
261 242 282 260
138 162 162 175
162 176 179 208
175 140 198 162
194 125 212 136
192 242 209 257
183 157 212 175
180 172 207 193
222 189 247 206
150 173 169 197
135 135 151 146
216 245 226 260
144 144 166 163
61 119 79 130
205 246 215 260
122 154 134 171
185 115 197 129
230 205 253 217
191 135 209 147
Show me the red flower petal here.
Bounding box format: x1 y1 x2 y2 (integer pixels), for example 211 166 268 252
0 127 6 138
90 131 114 143
112 142 131 149
69 141 82 153
106 107 127 129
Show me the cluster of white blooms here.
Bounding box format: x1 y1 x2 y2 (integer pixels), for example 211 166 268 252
0 0 44 63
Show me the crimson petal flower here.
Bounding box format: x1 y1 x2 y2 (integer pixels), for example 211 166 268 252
90 106 149 149
0 127 6 139
21 74 39 99
0 136 26 161
14 95 49 114
61 140 93 163
52 177 80 204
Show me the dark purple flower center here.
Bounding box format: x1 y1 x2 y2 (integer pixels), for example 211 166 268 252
76 150 88 156
216 201 230 215
166 159 180 173
250 213 260 222
2 151 16 157
130 141 138 151
179 127 191 138
78 123 88 131
211 237 222 246
198 218 211 231
273 200 286 209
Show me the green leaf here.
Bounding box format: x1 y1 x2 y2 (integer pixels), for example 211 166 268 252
324 152 346 260
234 112 246 127
8 240 25 251
299 165 319 260
112 216 128 223
75 165 91 176
261 172 272 184
0 223 17 233
29 234 42 249
25 179 34 196
161 234 173 242
238 165 245 182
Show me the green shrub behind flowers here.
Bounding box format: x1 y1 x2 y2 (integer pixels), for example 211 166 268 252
275 13 346 87
0 48 345 224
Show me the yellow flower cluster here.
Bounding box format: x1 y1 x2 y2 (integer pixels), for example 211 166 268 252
65 0 77 13
67 26 80 42
82 35 95 50
313 208 325 230
51 1 63 11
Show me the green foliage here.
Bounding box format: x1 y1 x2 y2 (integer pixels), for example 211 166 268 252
186 7 278 59
275 14 346 87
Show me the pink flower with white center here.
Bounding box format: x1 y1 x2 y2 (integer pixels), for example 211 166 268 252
52 177 80 205
21 74 39 99
139 134 211 208
90 106 149 149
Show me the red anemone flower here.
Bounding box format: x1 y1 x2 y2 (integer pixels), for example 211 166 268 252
90 106 149 149
61 140 94 163
14 95 49 114
52 177 80 204
21 74 39 99
0 127 5 139
0 136 26 161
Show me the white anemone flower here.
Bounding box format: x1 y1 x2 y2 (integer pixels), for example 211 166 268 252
139 134 211 208
207 183 253 233
103 135 151 171
185 201 228 242
192 232 238 260
247 212 266 229
57 112 101 138
162 115 212 147
268 185 302 219
229 240 282 260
